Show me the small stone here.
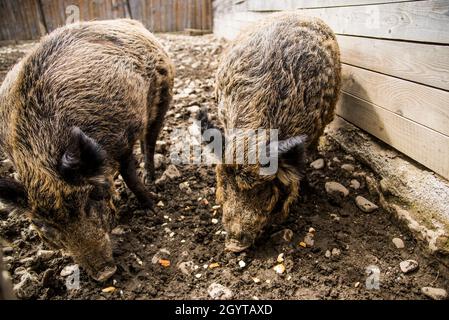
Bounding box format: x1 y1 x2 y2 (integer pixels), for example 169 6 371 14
159 259 171 267
179 181 192 194
238 260 246 268
37 249 55 261
155 165 181 184
350 179 360 190
209 263 220 269
195 273 202 278
325 250 331 258
304 233 314 247
186 105 201 114
380 179 389 194
332 157 341 163
400 259 419 274
344 155 355 162
270 229 293 244
421 287 447 300
253 277 261 283
211 218 219 224
273 264 286 274
310 158 325 170
178 261 195 275
155 140 167 153
355 196 378 213
392 238 405 249
153 153 165 170
341 164 355 173
325 182 349 197
102 286 116 293
60 264 78 277
151 248 170 264
331 248 341 257
354 282 360 288
277 253 284 263
111 226 127 235
330 213 340 222
157 201 164 207
208 283 233 299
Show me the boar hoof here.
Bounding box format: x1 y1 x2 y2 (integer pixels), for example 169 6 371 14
143 167 155 185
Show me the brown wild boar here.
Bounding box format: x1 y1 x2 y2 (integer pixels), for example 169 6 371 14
215 13 341 252
0 19 174 280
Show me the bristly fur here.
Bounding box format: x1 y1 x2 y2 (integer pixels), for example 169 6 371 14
215 13 341 248
0 19 174 279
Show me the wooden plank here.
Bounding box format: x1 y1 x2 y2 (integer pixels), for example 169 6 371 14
337 92 449 180
337 35 449 91
297 0 449 44
247 0 422 11
0 0 47 40
342 64 449 137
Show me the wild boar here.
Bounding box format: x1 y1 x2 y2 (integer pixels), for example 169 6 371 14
215 13 341 252
0 19 174 280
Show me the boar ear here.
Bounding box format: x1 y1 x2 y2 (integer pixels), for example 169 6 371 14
59 127 107 184
277 135 308 168
0 178 27 208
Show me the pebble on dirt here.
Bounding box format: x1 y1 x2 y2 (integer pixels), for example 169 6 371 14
151 249 170 264
350 179 361 190
341 164 355 173
310 158 325 170
178 261 195 275
153 153 165 170
273 264 286 274
400 260 419 274
324 181 349 197
102 286 116 293
392 238 405 249
60 264 78 277
208 283 233 300
155 164 181 184
303 232 315 247
355 196 378 213
421 287 448 300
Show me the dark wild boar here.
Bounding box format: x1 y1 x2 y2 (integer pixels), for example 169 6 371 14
215 13 341 252
0 19 174 280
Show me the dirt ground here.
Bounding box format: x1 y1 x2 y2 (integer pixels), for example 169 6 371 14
0 34 448 300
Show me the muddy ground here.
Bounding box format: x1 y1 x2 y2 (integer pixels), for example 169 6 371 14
0 34 448 300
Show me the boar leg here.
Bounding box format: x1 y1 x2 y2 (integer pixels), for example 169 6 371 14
119 152 153 209
143 83 171 183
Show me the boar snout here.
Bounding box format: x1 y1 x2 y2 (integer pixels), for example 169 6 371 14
69 231 116 282
225 235 253 253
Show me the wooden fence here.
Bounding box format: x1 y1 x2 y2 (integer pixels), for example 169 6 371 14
0 0 213 40
213 0 449 181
